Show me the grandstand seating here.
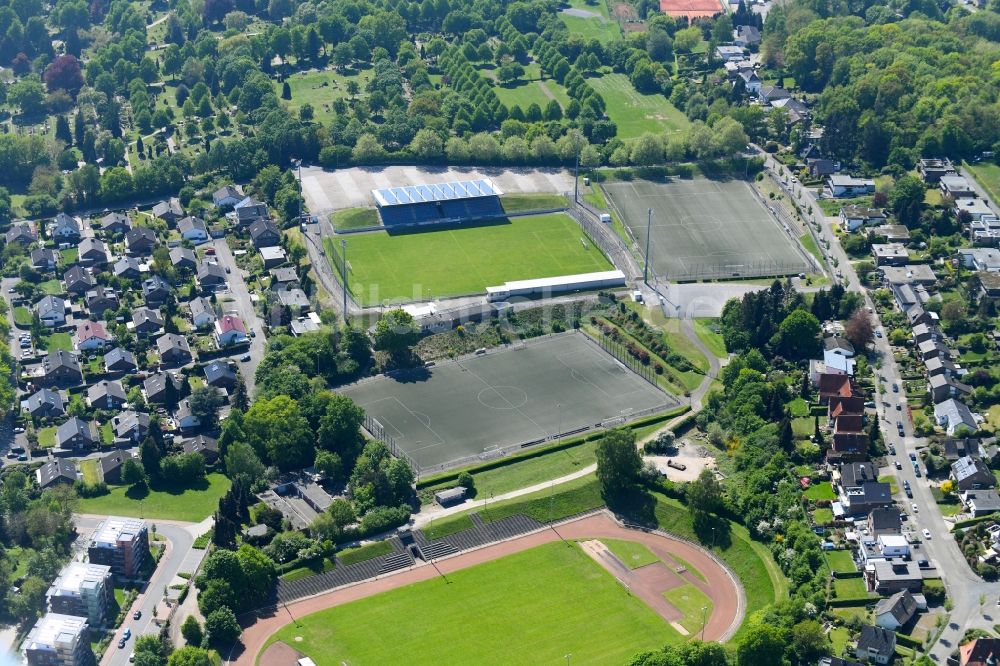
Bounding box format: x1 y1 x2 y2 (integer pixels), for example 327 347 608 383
374 179 505 228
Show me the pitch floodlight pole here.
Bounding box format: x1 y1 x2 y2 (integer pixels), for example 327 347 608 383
643 208 652 285
340 239 348 317
574 146 580 204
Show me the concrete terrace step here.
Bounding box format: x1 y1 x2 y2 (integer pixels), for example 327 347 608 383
378 552 414 574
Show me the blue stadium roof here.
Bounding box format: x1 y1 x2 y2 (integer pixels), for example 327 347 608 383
372 179 503 207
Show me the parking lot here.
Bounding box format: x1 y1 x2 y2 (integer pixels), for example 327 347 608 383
300 165 575 218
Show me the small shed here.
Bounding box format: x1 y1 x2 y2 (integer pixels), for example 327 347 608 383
435 486 468 507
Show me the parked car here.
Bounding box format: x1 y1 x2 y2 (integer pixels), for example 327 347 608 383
240 353 251 362
922 529 932 540
911 503 918 512
17 454 27 461
123 628 131 640
909 452 916 461
895 461 902 469
118 639 126 649
875 329 883 338
889 445 896 455
133 610 141 620
892 383 899 393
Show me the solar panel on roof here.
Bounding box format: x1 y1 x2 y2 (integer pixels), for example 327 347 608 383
372 179 502 207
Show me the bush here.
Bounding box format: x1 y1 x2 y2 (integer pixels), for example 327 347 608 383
74 481 108 498
457 471 475 496
356 504 410 538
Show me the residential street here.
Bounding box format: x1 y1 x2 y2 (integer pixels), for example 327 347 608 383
762 156 989 660
209 238 266 395
72 515 207 666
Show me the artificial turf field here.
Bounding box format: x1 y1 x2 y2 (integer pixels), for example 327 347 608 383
327 213 612 305
340 333 675 471
603 178 812 281
270 541 681 665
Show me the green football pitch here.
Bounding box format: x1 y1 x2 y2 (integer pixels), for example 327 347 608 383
269 542 680 665
326 213 612 305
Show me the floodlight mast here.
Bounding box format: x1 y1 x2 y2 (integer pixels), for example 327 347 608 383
643 208 652 285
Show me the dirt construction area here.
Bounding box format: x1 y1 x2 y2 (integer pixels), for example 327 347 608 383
301 165 574 218
239 512 744 666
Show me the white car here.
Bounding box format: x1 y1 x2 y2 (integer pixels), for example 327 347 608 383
922 529 932 540
911 503 918 513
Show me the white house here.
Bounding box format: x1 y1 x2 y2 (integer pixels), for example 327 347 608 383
178 217 209 244
75 321 110 352
35 296 66 328
934 398 978 435
840 205 886 232
214 315 247 346
828 175 876 198
189 297 216 328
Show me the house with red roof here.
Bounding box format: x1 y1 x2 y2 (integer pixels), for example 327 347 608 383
818 373 856 405
75 321 111 352
960 638 1000 666
214 315 247 347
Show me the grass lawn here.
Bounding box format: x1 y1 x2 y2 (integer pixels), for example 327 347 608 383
877 476 899 496
965 161 1000 204
38 279 64 295
330 207 379 231
833 576 870 599
663 583 712 635
281 558 336 582
600 537 660 569
692 318 726 359
60 248 78 265
652 493 787 638
803 481 835 501
787 397 810 417
589 74 690 139
825 549 857 574
13 306 31 326
428 439 600 500
327 214 612 305
337 541 393 565
812 508 833 524
276 67 371 125
43 332 73 352
37 426 56 448
492 78 557 111
792 416 814 440
270 542 681 665
8 546 31 580
426 475 604 538
830 605 869 624
799 233 823 265
829 626 851 655
420 412 681 503
559 0 621 43
817 196 872 216
500 193 569 214
79 459 100 485
76 473 231 522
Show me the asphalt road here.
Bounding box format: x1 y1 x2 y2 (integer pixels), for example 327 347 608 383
72 516 197 666
763 157 990 660
208 239 266 396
